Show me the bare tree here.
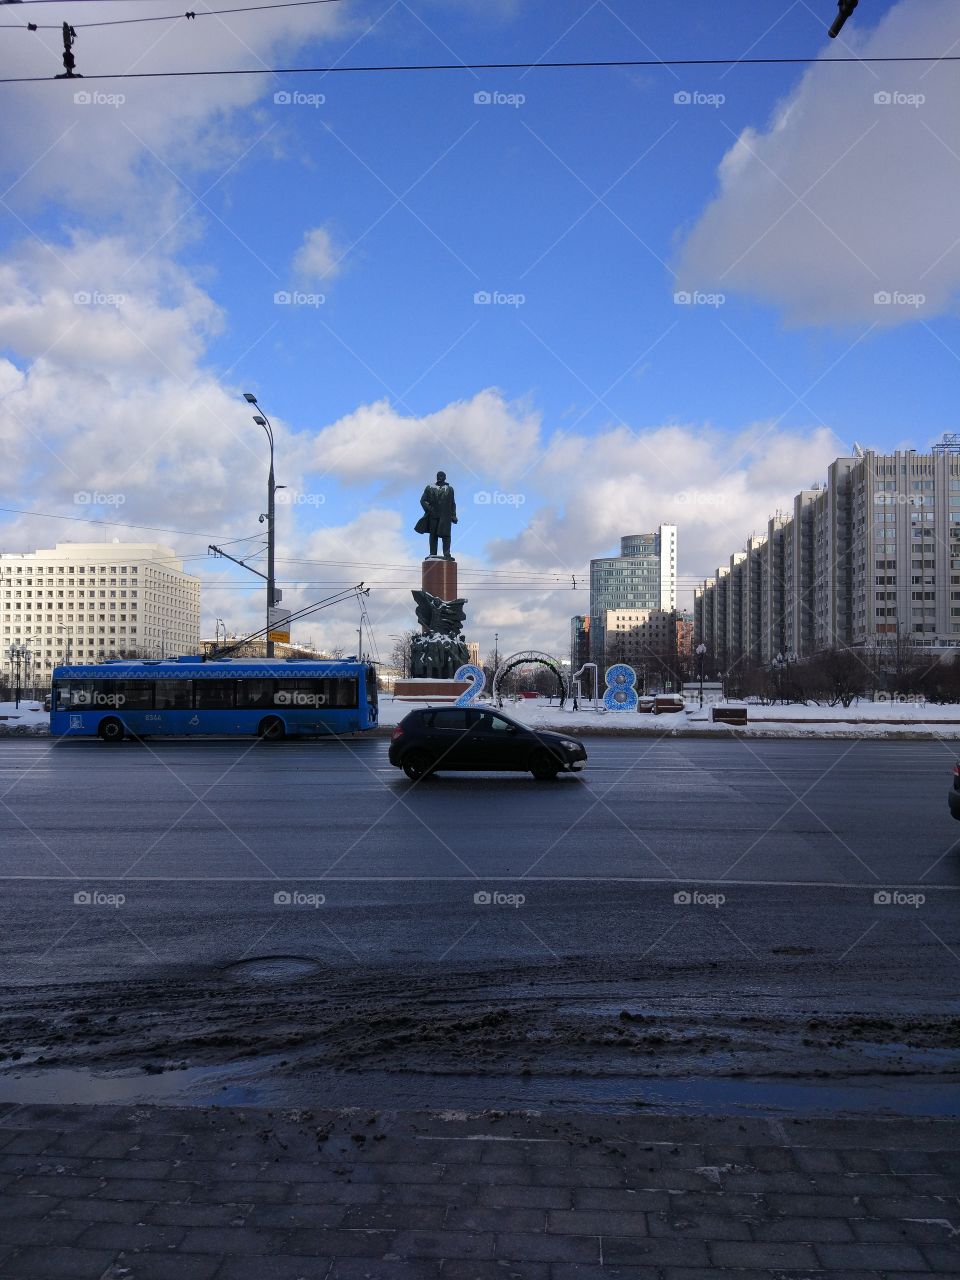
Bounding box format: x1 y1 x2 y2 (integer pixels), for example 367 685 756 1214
807 647 867 708
390 631 417 679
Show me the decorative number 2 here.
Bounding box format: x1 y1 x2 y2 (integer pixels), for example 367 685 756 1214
454 664 486 706
603 663 638 711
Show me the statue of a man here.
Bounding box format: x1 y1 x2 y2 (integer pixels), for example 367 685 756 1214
415 470 458 559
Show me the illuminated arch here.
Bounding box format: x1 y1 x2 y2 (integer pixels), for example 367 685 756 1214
493 650 568 708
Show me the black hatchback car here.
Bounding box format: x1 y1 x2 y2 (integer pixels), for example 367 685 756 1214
388 705 587 781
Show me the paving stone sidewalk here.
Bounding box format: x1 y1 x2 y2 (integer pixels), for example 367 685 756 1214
0 1100 958 1279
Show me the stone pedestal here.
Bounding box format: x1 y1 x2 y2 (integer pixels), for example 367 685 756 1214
396 556 468 699
392 677 471 703
421 556 457 616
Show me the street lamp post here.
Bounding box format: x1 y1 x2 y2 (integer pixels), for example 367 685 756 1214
6 642 36 708
6 646 21 709
771 650 798 703
57 626 73 666
243 392 284 657
695 643 707 708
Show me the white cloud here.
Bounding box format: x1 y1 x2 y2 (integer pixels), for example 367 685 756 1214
292 226 343 283
0 222 842 658
0 0 350 216
675 0 960 326
307 390 544 491
486 421 843 582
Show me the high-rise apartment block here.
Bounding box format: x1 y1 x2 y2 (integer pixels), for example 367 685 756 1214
1 542 201 681
587 526 677 665
694 447 960 667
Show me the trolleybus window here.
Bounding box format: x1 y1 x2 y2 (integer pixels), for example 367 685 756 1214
154 679 192 710
236 679 275 710
194 680 235 710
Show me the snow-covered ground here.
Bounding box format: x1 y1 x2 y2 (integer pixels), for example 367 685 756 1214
380 694 960 737
0 702 48 734
4 697 958 739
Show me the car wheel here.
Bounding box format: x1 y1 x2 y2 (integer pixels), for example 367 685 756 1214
97 717 125 743
402 749 434 781
530 748 560 781
258 716 286 742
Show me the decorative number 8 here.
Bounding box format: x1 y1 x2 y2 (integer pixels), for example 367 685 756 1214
603 663 638 711
454 664 486 707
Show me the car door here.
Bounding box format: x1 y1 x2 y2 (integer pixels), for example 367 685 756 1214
425 707 475 769
470 711 530 770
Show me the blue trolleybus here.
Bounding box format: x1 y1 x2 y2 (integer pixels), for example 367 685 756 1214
50 657 379 741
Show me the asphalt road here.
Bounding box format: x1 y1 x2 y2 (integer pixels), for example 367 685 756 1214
0 734 958 1115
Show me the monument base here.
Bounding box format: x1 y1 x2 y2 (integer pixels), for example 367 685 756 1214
393 678 471 704
421 555 458 605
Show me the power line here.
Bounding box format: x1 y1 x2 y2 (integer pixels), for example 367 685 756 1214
0 505 590 587
0 503 272 541
0 0 345 30
1 52 958 85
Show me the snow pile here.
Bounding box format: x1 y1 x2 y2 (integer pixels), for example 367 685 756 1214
0 701 49 735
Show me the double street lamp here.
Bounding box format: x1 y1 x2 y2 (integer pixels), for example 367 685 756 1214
243 392 284 657
695 642 707 708
771 650 798 704
6 643 36 709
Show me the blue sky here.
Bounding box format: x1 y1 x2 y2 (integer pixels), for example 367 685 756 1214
1 0 959 658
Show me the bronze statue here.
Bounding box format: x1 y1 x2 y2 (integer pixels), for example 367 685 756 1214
415 470 457 558
410 632 470 680
412 589 467 637
408 588 469 678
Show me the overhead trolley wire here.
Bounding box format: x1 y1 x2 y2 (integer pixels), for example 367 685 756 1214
1 52 959 84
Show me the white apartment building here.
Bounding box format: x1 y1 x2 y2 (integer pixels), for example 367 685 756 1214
1 542 201 682
693 445 960 665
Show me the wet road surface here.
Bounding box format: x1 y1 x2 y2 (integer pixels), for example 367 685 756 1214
0 734 958 1115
